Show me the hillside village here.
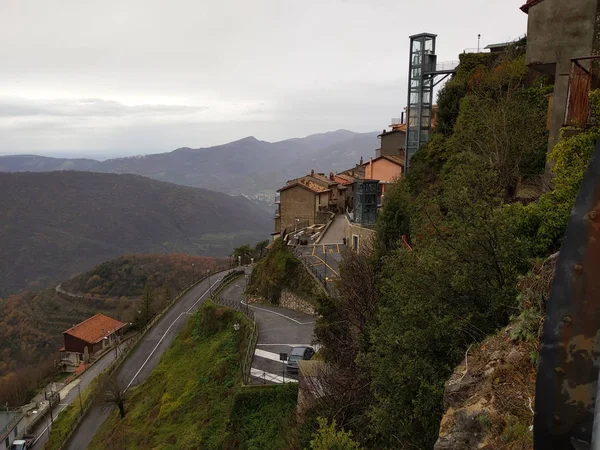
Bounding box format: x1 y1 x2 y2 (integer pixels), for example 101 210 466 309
2 0 600 449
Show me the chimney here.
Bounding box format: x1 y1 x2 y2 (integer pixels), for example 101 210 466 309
310 169 314 177
330 172 334 181
360 156 363 165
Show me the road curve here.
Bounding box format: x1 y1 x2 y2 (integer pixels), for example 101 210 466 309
63 270 236 450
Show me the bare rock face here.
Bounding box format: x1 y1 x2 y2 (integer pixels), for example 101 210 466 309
434 330 535 450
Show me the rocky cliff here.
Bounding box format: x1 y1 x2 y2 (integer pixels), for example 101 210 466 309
435 255 557 450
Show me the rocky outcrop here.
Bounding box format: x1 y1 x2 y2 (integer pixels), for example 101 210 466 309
279 289 317 315
435 330 536 450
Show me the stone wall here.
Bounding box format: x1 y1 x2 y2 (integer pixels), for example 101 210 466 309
247 290 316 316
280 289 316 316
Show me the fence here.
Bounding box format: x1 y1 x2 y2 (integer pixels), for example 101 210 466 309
212 274 258 386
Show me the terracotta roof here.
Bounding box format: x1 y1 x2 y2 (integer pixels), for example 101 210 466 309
334 174 357 185
520 0 544 13
378 127 406 137
64 313 127 344
278 181 330 194
365 155 405 167
382 155 405 166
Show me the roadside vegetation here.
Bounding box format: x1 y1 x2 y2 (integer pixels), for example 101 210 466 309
225 384 299 450
298 48 600 449
247 237 323 306
89 301 298 450
0 254 222 407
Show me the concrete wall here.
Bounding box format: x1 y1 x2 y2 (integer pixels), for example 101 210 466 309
379 131 406 158
525 0 598 149
344 216 376 253
279 185 316 232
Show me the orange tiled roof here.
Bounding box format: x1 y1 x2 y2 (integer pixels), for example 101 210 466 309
64 313 127 344
305 180 329 193
278 180 330 194
334 174 356 185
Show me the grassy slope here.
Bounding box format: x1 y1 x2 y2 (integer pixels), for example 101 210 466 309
89 302 298 450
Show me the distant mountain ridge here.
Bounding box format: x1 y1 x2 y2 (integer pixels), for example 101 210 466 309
0 171 270 296
0 130 380 199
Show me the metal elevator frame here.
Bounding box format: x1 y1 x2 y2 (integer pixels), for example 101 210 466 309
404 33 456 171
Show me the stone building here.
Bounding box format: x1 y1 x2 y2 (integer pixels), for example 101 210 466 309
521 0 600 150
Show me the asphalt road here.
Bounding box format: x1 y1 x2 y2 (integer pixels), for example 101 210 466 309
30 349 118 449
219 273 316 384
61 270 235 450
296 243 343 286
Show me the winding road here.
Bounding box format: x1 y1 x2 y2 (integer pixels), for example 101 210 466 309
40 270 235 450
218 271 316 384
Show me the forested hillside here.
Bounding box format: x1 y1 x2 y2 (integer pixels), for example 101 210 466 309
295 48 597 448
0 130 378 198
0 171 269 295
0 254 222 407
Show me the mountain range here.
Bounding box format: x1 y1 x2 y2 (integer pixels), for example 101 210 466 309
0 171 270 296
0 130 380 204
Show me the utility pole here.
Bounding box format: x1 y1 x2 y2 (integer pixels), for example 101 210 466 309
324 250 327 286
77 383 83 417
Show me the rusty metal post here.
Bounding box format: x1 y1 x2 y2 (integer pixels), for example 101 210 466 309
535 139 600 449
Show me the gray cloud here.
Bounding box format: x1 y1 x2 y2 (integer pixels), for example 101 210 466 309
0 97 205 118
0 0 528 155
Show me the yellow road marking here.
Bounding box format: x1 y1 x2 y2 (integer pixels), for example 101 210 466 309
312 255 339 277
322 244 325 253
312 246 316 256
336 244 340 253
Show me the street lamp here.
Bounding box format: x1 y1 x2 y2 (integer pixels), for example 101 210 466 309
191 263 195 283
207 269 213 297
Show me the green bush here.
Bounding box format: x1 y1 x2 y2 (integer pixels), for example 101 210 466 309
309 418 363 450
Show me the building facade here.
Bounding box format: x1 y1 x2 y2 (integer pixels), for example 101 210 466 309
60 313 126 371
521 0 600 149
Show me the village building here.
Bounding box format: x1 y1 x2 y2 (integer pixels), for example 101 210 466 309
363 155 404 203
521 0 600 150
0 411 22 450
273 167 367 238
60 313 127 371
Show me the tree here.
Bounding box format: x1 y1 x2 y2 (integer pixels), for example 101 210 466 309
138 283 154 327
162 285 172 309
368 154 529 448
101 377 127 418
232 244 253 264
253 240 270 259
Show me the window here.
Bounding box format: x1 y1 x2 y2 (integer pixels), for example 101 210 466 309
353 235 359 252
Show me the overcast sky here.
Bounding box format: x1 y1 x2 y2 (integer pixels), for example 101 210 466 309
0 0 527 157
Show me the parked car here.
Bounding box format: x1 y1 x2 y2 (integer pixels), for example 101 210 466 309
10 437 33 450
286 346 315 373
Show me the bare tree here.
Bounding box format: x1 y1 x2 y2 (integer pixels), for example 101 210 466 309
101 377 127 418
